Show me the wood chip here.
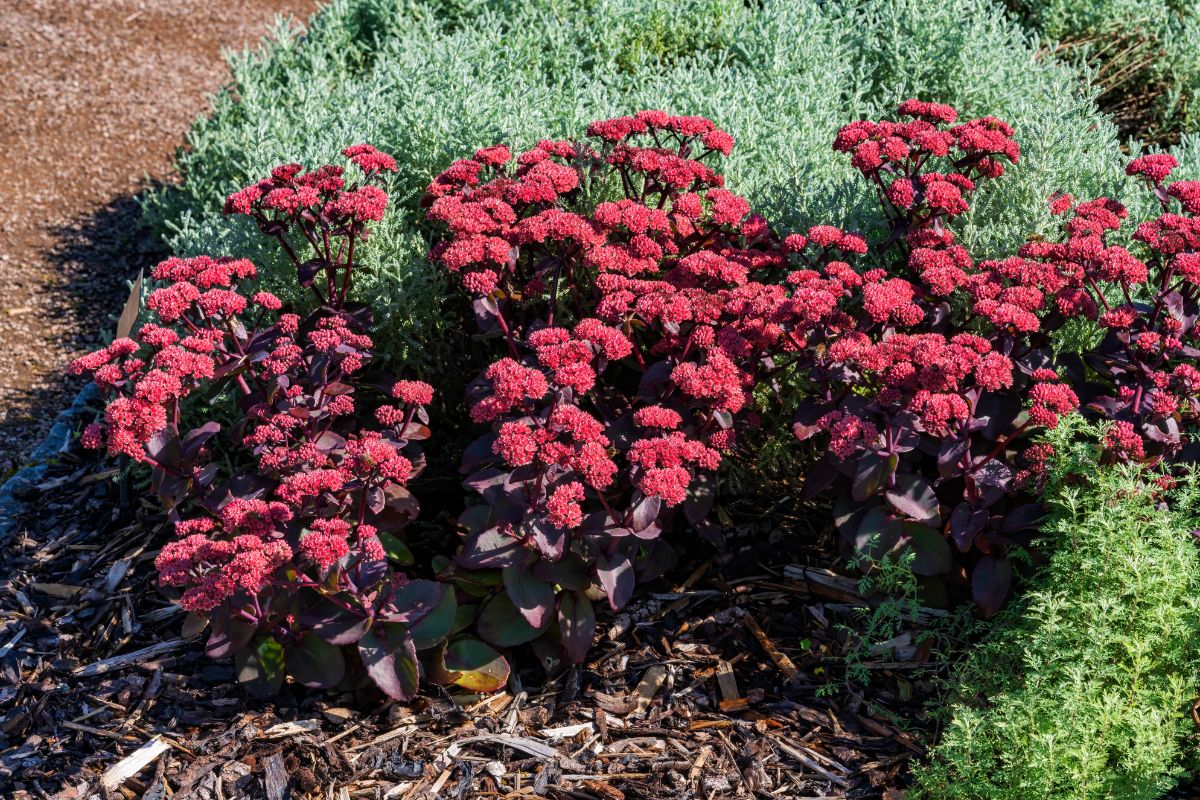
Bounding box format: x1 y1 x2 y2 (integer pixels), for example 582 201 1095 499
263 753 290 800
538 722 595 742
263 720 321 738
74 638 191 677
100 736 170 791
631 665 667 716
30 582 84 598
715 660 747 711
322 707 355 724
744 615 800 682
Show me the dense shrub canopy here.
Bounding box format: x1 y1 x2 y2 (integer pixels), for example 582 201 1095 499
146 0 1152 375
1010 0 1200 143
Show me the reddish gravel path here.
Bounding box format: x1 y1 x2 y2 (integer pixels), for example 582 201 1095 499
0 0 317 473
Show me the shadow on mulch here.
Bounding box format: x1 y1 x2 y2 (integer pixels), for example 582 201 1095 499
0 449 938 800
0 192 169 476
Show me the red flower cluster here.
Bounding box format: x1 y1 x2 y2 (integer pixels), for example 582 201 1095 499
1017 153 1200 464
427 112 798 658
221 144 396 307
74 103 1200 696
73 148 452 701
791 105 1200 615
789 103 1072 616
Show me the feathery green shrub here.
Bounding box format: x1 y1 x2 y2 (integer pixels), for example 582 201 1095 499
145 0 1154 379
912 417 1200 799
1008 0 1200 143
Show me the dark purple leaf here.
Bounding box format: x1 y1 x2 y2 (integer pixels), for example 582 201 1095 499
937 436 970 480
146 427 182 471
358 626 420 701
350 557 389 591
885 474 941 527
900 523 952 576
799 460 838 500
313 430 347 453
637 360 672 399
464 468 510 498
630 493 662 533
367 486 386 515
458 527 528 569
460 433 498 474
528 518 567 560
472 296 502 333
973 460 1013 506
597 552 635 610
397 423 432 441
502 565 556 628
853 506 903 560
300 597 372 646
949 502 988 552
1001 503 1047 533
297 258 327 288
558 592 596 664
384 579 443 625
180 422 220 461
833 492 871 540
444 638 509 692
477 591 548 647
532 557 589 592
206 613 255 660
234 637 286 698
285 633 346 689
459 505 494 535
633 538 676 582
971 555 1012 618
409 585 457 650
852 453 896 502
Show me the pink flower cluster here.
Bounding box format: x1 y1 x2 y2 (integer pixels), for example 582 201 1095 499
222 143 395 307
428 111 794 621
1015 153 1200 463
68 257 258 460
74 148 452 699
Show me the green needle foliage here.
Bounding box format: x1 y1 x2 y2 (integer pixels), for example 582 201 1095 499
912 417 1200 800
144 0 1157 378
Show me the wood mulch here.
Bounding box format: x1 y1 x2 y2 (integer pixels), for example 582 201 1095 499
0 0 316 475
0 448 943 799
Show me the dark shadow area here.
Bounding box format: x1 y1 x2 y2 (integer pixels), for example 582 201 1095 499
0 190 170 477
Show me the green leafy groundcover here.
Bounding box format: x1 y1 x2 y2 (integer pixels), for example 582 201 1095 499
912 418 1200 799
145 0 1157 376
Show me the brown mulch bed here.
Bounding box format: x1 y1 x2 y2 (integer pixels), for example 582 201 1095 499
0 0 317 474
0 449 943 799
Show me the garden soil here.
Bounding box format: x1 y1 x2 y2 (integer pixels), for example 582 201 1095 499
0 0 317 475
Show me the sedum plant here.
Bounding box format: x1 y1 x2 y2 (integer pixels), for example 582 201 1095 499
424 113 793 659
789 104 1200 615
71 97 1200 705
144 0 1149 384
69 148 497 700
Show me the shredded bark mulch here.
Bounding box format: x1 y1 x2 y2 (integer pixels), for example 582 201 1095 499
0 448 941 799
0 0 317 475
